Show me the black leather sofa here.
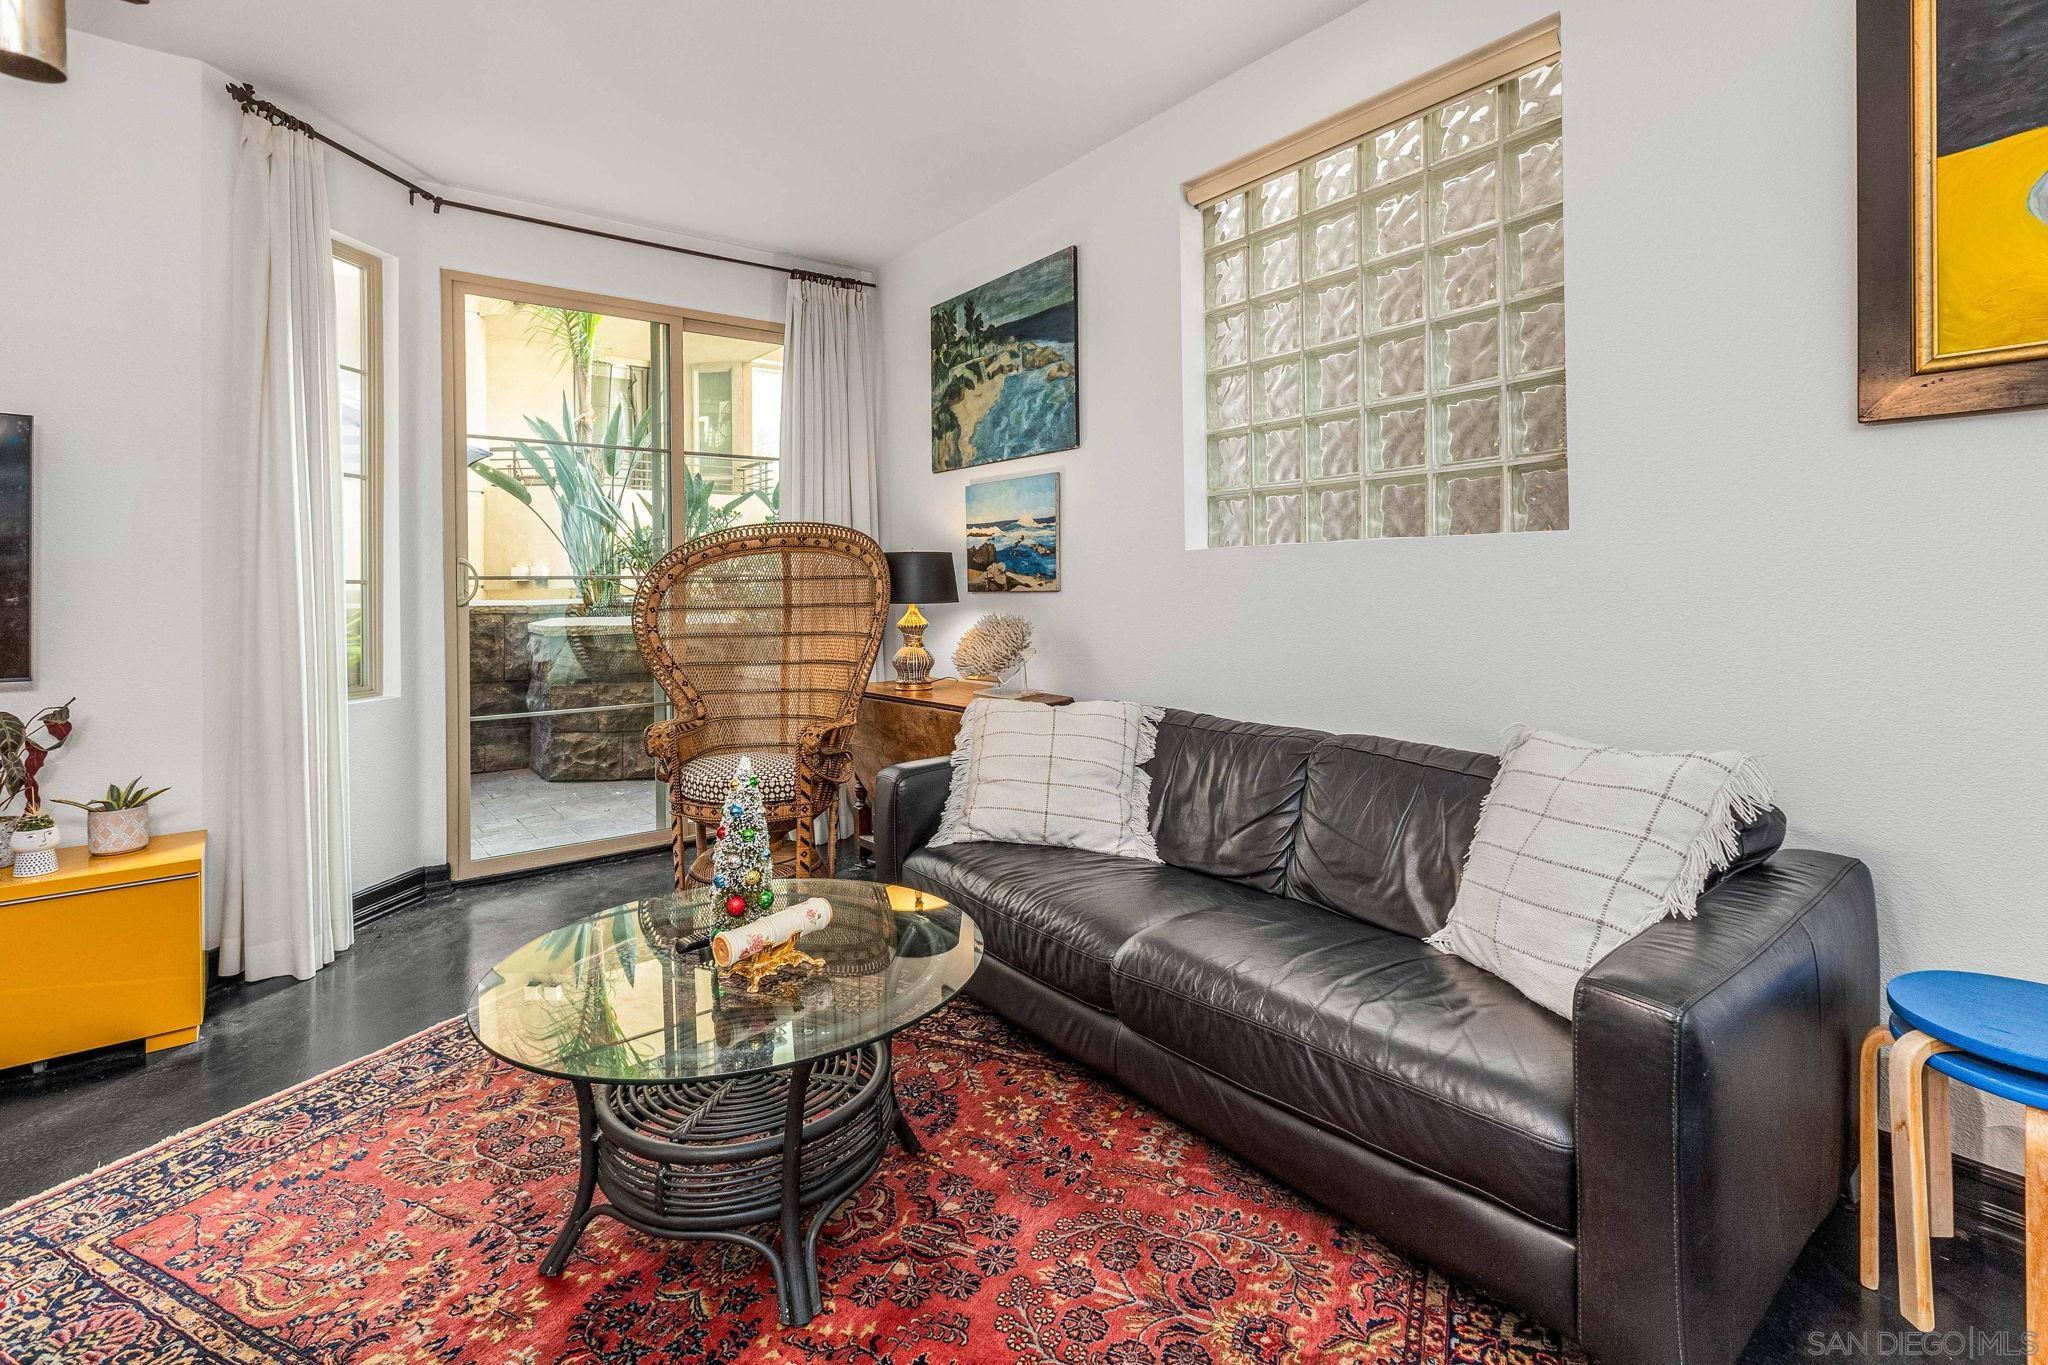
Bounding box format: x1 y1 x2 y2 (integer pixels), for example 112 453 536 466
875 709 1878 1365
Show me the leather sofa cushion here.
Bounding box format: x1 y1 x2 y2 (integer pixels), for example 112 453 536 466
1284 733 1792 937
1726 805 1789 879
1112 894 1577 1231
1284 734 1497 938
901 841 1274 1010
1147 710 1323 892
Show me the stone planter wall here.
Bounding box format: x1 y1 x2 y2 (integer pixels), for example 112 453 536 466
525 616 661 782
470 603 551 774
467 603 661 781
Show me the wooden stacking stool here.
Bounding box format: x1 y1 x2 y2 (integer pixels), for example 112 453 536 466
1858 970 2048 1358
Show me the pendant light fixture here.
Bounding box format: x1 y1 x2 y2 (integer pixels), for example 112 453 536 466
1 0 148 84
0 0 66 83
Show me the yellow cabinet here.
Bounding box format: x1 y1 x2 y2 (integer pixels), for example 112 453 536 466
0 830 206 1070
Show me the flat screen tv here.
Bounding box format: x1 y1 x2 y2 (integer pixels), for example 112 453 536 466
0 415 30 683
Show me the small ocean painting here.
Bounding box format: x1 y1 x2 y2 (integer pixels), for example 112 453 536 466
931 248 1079 471
966 472 1059 593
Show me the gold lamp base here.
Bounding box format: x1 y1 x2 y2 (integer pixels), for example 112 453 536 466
891 602 934 688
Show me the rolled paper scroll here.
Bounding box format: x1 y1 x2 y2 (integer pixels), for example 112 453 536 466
711 896 833 968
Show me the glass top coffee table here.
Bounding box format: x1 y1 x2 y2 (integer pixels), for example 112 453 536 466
467 878 979 1326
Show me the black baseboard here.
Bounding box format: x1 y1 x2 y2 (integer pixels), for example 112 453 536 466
445 845 669 891
1950 1151 2026 1252
352 864 452 929
1870 1131 2025 1255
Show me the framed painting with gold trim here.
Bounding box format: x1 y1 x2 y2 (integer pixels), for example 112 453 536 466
1859 0 2048 421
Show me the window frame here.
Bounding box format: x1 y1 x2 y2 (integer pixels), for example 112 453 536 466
333 239 385 698
1180 18 1560 209
437 269 785 883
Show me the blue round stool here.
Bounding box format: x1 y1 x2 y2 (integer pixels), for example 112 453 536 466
1858 970 2048 1351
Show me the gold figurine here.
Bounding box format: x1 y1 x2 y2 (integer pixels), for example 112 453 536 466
728 934 824 992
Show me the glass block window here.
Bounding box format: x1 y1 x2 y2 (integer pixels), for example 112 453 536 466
1201 58 1566 545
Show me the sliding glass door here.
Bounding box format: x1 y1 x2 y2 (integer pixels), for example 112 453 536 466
444 273 783 879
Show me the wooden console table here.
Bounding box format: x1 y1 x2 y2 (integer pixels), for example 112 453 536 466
850 679 1072 853
0 830 207 1070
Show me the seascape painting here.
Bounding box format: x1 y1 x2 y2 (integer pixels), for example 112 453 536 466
1918 0 2048 369
0 415 28 683
966 472 1059 593
931 248 1078 472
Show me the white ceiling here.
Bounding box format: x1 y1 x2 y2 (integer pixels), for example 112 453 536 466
73 0 1364 268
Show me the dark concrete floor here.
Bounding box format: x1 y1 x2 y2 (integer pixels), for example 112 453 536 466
0 851 2025 1363
0 851 678 1206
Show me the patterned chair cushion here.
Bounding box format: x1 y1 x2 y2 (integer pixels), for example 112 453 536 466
676 751 799 808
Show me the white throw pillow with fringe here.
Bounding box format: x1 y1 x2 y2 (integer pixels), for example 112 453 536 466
929 698 1162 861
1426 726 1774 1018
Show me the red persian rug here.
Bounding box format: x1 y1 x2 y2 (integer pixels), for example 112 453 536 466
0 1001 1583 1363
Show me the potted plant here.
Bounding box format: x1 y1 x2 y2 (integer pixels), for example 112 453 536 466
10 808 58 878
56 778 168 856
0 698 74 868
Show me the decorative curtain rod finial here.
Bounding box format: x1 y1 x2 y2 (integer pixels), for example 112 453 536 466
225 81 313 136
790 267 872 291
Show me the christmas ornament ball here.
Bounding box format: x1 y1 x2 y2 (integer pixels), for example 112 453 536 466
728 803 743 819
715 825 726 839
757 889 774 909
742 868 761 888
725 894 748 917
741 828 756 843
713 873 727 890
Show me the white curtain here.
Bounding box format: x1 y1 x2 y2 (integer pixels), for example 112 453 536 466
781 276 880 536
218 116 353 982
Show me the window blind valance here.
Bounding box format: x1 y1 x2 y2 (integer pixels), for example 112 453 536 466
1181 17 1561 210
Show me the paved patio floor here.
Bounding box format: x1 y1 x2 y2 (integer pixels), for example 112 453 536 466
469 767 661 860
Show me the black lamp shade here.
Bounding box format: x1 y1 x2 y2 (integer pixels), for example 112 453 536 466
886 552 958 605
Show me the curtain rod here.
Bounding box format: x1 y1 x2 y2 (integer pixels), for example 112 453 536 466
224 82 875 291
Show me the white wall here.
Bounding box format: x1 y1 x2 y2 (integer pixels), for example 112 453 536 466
4 30 808 930
321 158 424 895
197 52 238 940
0 34 210 861
290 116 793 894
877 0 2048 1171
276 83 798 893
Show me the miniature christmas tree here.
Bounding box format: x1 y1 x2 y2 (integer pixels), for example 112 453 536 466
709 755 776 918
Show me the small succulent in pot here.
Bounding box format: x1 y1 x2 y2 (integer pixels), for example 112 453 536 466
56 778 171 813
56 778 168 857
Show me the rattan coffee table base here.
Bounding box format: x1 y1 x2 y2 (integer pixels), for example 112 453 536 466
538 1041 918 1326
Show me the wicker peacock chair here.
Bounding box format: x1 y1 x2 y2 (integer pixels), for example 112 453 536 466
632 522 890 889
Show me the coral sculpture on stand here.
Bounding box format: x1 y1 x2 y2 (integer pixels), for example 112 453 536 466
953 614 1036 695
709 756 775 918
